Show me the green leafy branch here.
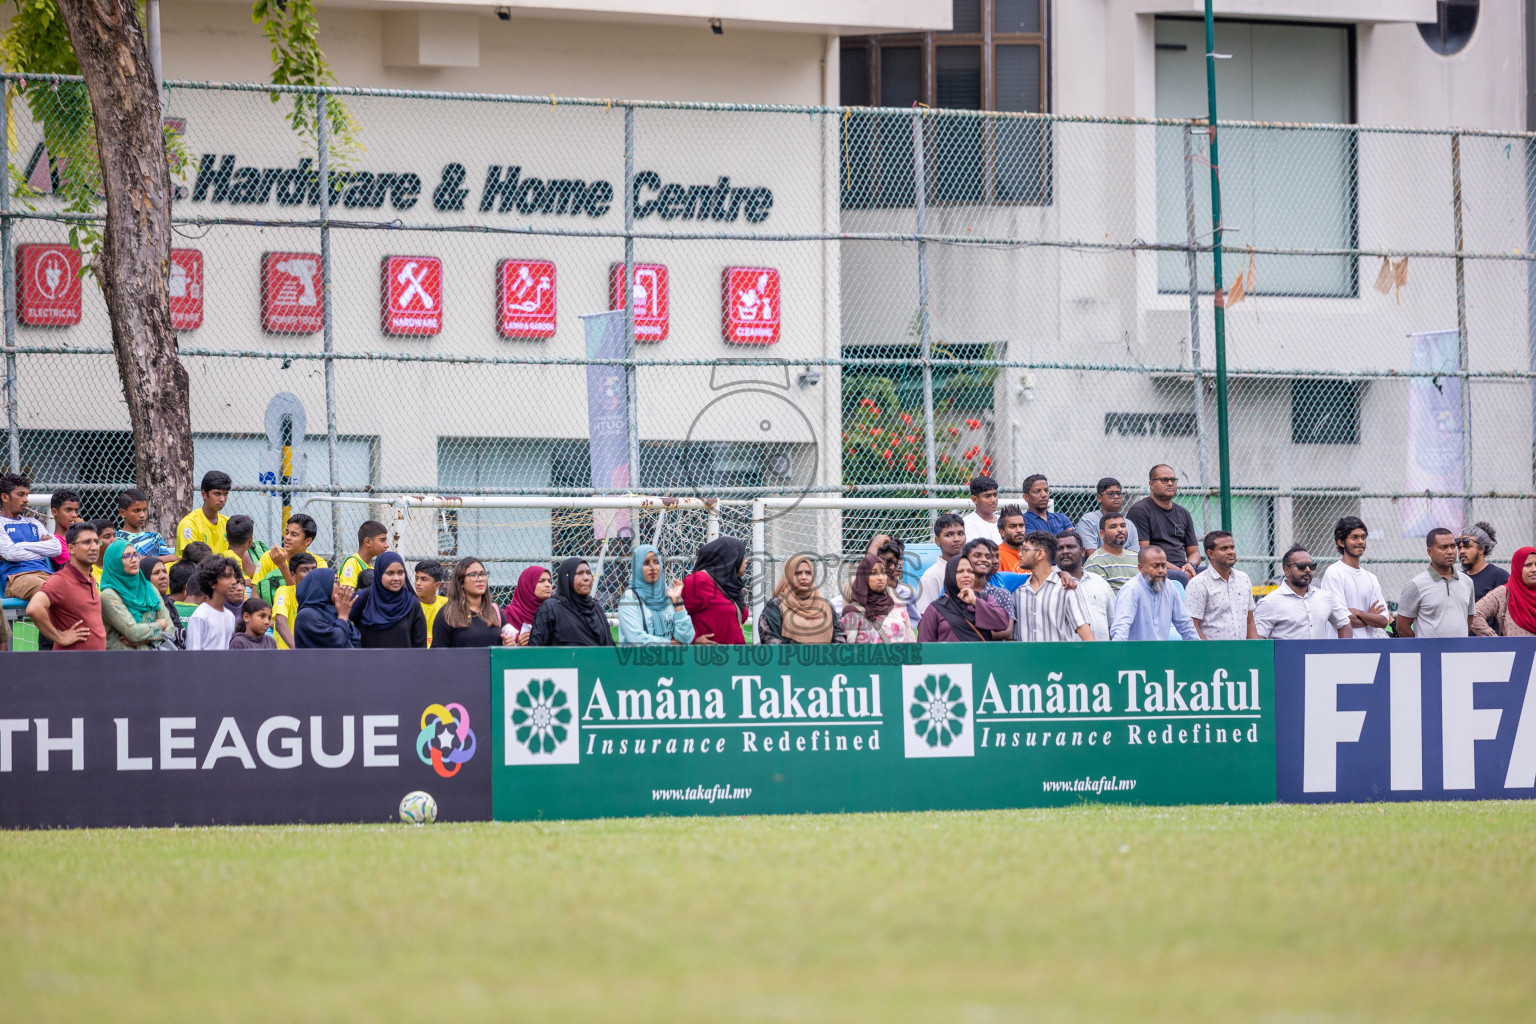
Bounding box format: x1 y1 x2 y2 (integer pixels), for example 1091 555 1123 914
1 0 358 265
252 0 358 159
1 0 102 254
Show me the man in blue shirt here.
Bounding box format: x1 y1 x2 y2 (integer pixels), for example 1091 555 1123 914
1 472 63 651
1021 474 1073 536
1110 546 1200 641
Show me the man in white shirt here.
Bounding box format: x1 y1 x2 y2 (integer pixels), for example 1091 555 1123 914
1317 515 1390 640
962 474 1001 545
1184 530 1257 640
1254 546 1353 640
915 513 968 619
1055 529 1113 643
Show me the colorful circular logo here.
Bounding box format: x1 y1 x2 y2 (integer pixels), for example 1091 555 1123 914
417 703 476 778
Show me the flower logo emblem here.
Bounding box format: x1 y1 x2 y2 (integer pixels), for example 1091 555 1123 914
417 702 477 778
511 677 573 755
910 673 966 748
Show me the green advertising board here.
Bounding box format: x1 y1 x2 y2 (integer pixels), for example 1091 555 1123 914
491 641 1276 820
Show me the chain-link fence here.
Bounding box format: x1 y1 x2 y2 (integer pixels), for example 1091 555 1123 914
4 74 1534 603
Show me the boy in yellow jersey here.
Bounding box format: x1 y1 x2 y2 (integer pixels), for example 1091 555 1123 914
414 560 448 647
89 520 116 583
176 471 232 556
272 552 317 650
338 520 389 590
226 515 267 586
252 513 327 604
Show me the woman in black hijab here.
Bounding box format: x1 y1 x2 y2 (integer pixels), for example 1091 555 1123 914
917 554 1009 643
349 552 427 648
681 536 749 644
293 567 361 649
529 557 614 647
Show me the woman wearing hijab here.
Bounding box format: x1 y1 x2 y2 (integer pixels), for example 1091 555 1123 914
841 554 915 644
141 555 184 647
502 565 553 646
293 567 360 649
530 558 614 647
98 539 171 650
682 537 747 645
758 554 844 644
918 554 1009 643
866 533 918 619
348 551 427 648
1473 546 1536 637
435 558 512 648
618 545 695 645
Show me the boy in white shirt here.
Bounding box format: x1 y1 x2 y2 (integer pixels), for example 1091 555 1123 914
962 475 1001 544
1317 516 1390 640
916 513 969 618
186 555 243 651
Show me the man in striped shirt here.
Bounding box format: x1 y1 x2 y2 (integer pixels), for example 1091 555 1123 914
1084 513 1138 592
1014 531 1094 643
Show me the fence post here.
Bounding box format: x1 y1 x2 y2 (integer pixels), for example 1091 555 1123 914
1451 133 1473 527
623 105 640 491
1184 123 1209 531
750 497 766 642
913 112 937 494
2 83 17 473
318 93 341 558
1203 0 1234 532
1528 136 1536 539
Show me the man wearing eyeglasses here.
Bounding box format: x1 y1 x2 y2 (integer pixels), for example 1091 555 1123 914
1126 465 1200 584
1254 546 1353 640
1077 477 1140 558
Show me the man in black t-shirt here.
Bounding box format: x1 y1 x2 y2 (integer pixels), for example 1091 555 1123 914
1459 522 1509 631
1126 464 1200 584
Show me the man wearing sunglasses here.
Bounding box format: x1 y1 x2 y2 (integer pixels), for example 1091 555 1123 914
1254 545 1353 640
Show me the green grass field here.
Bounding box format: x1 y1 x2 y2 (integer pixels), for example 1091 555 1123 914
3 802 1534 1022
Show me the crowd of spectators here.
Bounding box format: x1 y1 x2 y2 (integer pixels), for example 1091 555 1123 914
1 463 1526 651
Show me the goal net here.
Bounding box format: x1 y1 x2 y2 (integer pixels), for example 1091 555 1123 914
305 493 976 627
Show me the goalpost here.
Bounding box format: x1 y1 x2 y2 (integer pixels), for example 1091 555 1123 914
305 492 977 637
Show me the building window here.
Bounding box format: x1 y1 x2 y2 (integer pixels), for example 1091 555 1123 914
1154 18 1357 298
1418 0 1478 56
1291 379 1360 445
840 0 1050 210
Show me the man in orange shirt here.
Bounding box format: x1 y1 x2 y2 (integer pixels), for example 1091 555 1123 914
996 504 1027 573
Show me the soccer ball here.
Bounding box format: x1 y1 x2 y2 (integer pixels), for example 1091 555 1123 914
398 790 438 825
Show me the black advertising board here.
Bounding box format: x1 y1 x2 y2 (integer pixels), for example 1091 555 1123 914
0 649 492 828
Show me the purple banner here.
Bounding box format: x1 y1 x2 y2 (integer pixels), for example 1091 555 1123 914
1402 329 1464 538
583 310 631 538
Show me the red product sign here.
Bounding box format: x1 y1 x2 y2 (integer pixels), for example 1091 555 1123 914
498 259 556 339
167 248 203 331
722 266 780 344
381 255 442 336
261 251 324 334
607 263 669 341
17 244 81 327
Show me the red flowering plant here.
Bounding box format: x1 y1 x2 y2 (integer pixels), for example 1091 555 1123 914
842 382 990 488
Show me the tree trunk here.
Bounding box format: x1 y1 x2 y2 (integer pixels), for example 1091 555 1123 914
54 0 191 538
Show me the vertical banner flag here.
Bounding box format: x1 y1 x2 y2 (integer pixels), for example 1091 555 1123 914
583 309 631 539
1403 329 1464 537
